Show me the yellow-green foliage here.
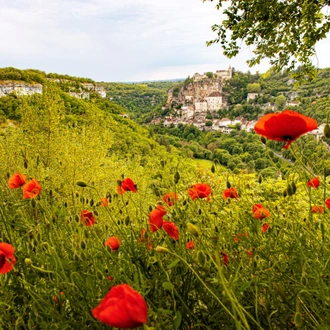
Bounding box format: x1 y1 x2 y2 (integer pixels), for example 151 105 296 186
2 84 330 329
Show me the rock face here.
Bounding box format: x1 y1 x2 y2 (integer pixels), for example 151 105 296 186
47 79 107 99
166 67 231 113
0 81 42 97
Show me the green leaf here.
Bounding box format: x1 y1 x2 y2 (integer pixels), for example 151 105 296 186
173 311 182 329
157 308 173 316
167 259 180 270
162 282 173 291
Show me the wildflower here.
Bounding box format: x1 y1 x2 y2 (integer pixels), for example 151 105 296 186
221 252 229 266
22 179 41 199
0 242 16 274
262 223 269 232
247 249 253 260
8 172 26 189
92 284 148 328
308 177 320 189
80 210 95 226
117 178 137 195
223 187 239 200
186 241 195 250
100 197 109 207
162 192 178 206
104 236 120 251
188 183 212 201
311 205 324 214
107 275 114 281
254 110 318 149
163 221 179 240
252 204 270 219
326 198 330 209
149 205 166 232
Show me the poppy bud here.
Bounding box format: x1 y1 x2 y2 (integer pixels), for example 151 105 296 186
49 189 53 197
291 181 297 194
287 183 293 196
211 164 215 173
283 189 287 198
187 223 199 237
226 180 231 189
197 251 206 266
294 312 303 327
24 258 33 266
155 246 169 253
260 136 267 144
258 174 263 184
24 160 28 169
76 181 88 187
125 216 130 225
324 124 330 138
174 171 180 184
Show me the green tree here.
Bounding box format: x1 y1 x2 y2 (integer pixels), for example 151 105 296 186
276 94 286 110
204 0 330 80
247 83 261 93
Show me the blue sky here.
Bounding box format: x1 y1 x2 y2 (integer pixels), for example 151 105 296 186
1 0 330 82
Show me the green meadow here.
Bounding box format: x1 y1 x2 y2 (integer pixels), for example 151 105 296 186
1 78 330 329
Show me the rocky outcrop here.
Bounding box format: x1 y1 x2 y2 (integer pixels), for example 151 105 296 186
0 81 42 97
166 76 226 112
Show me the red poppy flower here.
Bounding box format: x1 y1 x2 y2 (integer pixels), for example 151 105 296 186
311 205 324 214
0 242 16 274
8 172 26 189
117 178 137 195
186 241 195 250
252 204 270 219
247 249 253 260
162 192 178 206
148 205 166 232
22 179 41 199
262 223 269 232
188 183 212 201
308 177 320 189
104 236 120 251
221 252 229 266
100 197 109 207
223 187 239 200
107 275 114 281
80 210 95 226
92 284 148 328
326 198 330 209
163 221 179 240
254 110 318 149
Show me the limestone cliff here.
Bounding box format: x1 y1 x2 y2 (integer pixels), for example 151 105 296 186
0 81 42 97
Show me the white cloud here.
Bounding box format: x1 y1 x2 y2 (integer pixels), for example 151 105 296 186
0 0 329 81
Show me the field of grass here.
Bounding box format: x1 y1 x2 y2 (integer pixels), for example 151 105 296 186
1 90 330 329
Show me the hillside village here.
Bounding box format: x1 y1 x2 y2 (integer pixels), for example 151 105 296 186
150 67 326 139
